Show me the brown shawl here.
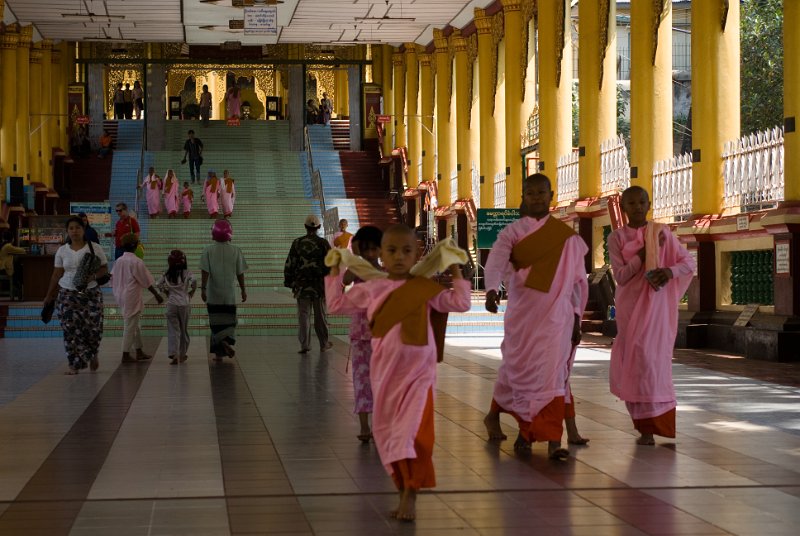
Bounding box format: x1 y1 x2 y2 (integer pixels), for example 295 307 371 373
510 216 577 293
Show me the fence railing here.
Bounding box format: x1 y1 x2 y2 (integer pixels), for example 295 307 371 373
304 126 326 214
493 171 506 208
722 127 784 212
600 135 631 195
652 152 693 220
450 171 458 204
557 151 580 203
471 161 480 209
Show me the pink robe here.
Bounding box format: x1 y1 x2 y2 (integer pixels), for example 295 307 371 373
204 180 219 215
111 252 155 318
326 275 471 473
163 178 179 215
181 188 193 214
608 224 695 419
220 180 235 216
142 175 162 216
484 215 589 422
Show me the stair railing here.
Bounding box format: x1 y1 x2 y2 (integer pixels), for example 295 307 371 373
304 126 326 214
133 121 147 218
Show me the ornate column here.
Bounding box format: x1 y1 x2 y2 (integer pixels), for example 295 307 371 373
381 45 394 155
537 0 572 190
40 40 53 184
784 2 799 202
578 0 617 199
452 30 472 200
691 0 740 215
0 28 19 178
502 0 523 205
630 1 672 201
392 52 406 149
16 26 32 182
475 8 497 208
405 43 421 187
29 44 43 184
434 29 452 204
419 53 435 182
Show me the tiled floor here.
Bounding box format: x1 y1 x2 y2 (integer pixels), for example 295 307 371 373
0 332 798 535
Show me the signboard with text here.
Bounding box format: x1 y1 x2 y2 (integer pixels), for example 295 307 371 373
244 6 277 35
476 208 520 249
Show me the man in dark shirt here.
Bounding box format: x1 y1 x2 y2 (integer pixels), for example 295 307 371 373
113 203 140 259
284 215 332 353
181 130 204 184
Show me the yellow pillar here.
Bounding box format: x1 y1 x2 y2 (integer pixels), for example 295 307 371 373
29 44 42 184
785 2 800 201
577 0 616 199
60 42 73 150
405 43 421 187
691 0 740 215
420 53 435 182
381 45 394 155
630 1 672 201
40 39 53 186
475 8 496 208
16 26 32 183
502 0 523 205
51 47 63 153
392 52 406 149
452 31 472 200
538 0 573 191
0 29 19 179
434 29 452 204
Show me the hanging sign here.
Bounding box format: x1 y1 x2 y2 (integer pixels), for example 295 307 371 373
477 208 520 249
76 115 91 125
376 115 392 124
244 6 278 35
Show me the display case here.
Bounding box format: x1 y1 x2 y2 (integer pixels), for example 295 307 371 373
17 215 70 255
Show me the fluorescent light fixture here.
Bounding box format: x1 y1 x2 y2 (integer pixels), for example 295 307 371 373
62 13 126 21
354 15 415 22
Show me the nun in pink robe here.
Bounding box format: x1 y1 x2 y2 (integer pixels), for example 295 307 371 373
220 171 236 218
484 215 588 442
162 170 179 218
325 275 471 478
608 222 694 439
203 172 220 218
141 168 162 218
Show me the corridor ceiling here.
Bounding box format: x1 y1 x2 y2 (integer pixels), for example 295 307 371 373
4 0 497 46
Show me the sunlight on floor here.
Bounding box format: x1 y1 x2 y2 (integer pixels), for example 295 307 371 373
698 420 773 433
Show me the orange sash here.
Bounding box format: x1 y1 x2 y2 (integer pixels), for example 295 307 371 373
149 176 158 190
207 178 218 194
333 231 353 249
370 277 449 361
182 188 193 200
510 216 577 293
165 176 174 191
224 178 234 193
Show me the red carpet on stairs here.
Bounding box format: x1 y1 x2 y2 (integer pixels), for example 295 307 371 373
339 150 399 229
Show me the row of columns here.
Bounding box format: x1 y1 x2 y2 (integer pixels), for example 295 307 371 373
0 23 71 188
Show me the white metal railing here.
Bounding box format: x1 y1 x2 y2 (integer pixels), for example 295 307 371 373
722 127 784 212
557 151 580 203
600 135 631 195
471 161 480 209
652 152 693 220
493 171 506 208
450 170 458 204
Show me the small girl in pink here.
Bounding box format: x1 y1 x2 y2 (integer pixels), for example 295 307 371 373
162 169 179 218
341 226 382 443
181 182 193 218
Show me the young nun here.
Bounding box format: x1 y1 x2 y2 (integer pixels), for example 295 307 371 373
220 170 236 218
204 171 220 219
163 169 179 218
181 181 194 219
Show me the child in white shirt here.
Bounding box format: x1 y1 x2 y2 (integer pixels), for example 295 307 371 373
157 250 197 364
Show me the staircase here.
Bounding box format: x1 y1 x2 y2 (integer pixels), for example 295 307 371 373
329 119 350 151
339 151 399 230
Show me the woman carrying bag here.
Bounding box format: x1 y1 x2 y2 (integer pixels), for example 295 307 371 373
43 216 109 375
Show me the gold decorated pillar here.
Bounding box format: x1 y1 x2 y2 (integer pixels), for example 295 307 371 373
452 30 472 200
405 43 421 187
59 41 73 150
578 0 616 199
691 1 740 215
419 53 435 182
787 0 800 201
51 47 63 153
503 0 523 205
475 8 497 208
392 52 406 149
29 44 43 184
16 25 32 182
538 0 573 194
0 28 19 178
40 39 53 185
630 1 672 200
434 29 452 204
381 45 394 155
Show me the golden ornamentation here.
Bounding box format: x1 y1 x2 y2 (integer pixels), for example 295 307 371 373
40 39 53 51
721 0 730 31
599 0 610 89
107 67 145 118
0 31 19 50
491 12 504 114
467 33 478 128
556 0 565 87
18 25 33 48
29 47 42 65
520 0 536 101
433 29 449 121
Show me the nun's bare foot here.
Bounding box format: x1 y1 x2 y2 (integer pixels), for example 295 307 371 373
484 412 507 440
637 433 656 446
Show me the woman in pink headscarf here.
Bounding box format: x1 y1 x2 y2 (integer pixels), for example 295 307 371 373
220 170 236 218
162 169 179 218
203 171 220 219
139 166 162 218
199 219 248 361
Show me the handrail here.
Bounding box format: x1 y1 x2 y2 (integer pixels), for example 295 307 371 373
304 126 326 215
133 120 147 218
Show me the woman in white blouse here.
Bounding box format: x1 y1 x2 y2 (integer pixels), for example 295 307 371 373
43 216 109 375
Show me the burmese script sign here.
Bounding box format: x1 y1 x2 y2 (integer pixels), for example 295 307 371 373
244 6 277 35
477 208 520 249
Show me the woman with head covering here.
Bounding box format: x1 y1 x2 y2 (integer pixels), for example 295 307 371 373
199 219 248 361
220 170 236 218
162 169 180 218
139 166 162 218
203 170 220 219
